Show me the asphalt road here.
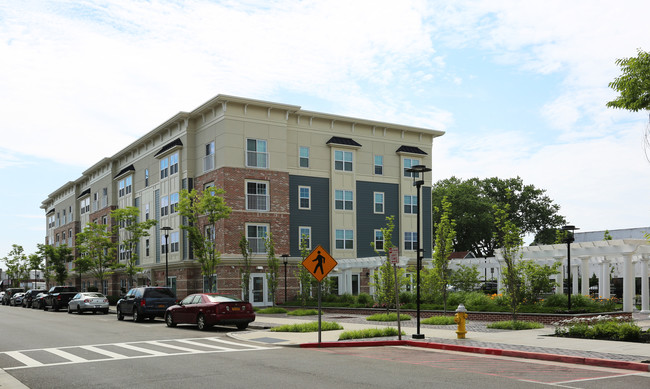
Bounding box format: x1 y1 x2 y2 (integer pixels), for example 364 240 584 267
1 305 649 389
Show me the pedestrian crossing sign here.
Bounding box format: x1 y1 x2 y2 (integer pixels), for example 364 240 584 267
302 245 337 282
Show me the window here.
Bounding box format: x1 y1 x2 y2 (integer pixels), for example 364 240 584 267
298 186 311 209
62 209 66 225
160 158 169 179
374 230 384 251
247 224 268 253
145 239 150 257
334 150 353 171
79 198 90 214
374 192 384 214
145 203 150 221
69 206 73 223
404 158 421 178
299 146 309 168
246 139 268 168
92 192 98 212
102 215 107 225
246 181 269 211
335 229 353 250
169 152 179 175
374 155 383 175
204 141 215 172
405 232 417 251
118 176 132 197
68 228 73 246
170 232 179 253
145 169 149 187
299 226 311 251
170 192 179 214
161 235 169 254
161 196 169 216
404 195 418 214
205 225 215 242
335 190 353 210
101 188 108 208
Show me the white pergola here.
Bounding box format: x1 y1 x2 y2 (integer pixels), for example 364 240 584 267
450 239 650 314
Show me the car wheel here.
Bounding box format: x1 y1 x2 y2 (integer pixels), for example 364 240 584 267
117 306 124 321
236 323 249 330
77 306 83 315
67 305 72 314
197 314 209 331
52 302 59 312
165 313 177 327
43 302 48 311
133 307 143 322
102 309 109 314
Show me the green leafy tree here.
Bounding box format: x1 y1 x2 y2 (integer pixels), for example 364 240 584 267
43 244 72 286
493 197 524 322
603 230 613 240
27 252 44 289
449 264 482 292
76 222 116 286
3 244 29 287
429 196 456 312
265 232 280 307
432 176 565 257
520 261 560 302
296 234 314 306
239 234 253 302
178 188 232 293
607 49 650 112
111 207 157 288
370 216 408 311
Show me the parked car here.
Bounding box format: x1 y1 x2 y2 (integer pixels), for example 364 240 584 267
31 292 48 310
116 287 177 322
2 288 24 305
0 291 5 301
68 292 110 314
42 286 79 311
10 292 25 306
22 289 47 308
165 293 255 331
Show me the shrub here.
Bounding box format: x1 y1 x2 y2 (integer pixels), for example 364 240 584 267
487 320 544 330
287 309 318 316
398 291 414 305
256 307 288 314
356 293 373 306
422 316 455 325
270 321 343 332
366 313 412 322
542 293 567 308
339 327 404 340
463 292 491 310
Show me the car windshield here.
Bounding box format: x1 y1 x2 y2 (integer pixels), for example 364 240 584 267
144 288 175 299
83 293 105 298
204 294 242 303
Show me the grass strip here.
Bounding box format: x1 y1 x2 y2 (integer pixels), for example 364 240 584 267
366 313 412 322
487 320 544 330
339 327 405 340
270 321 343 332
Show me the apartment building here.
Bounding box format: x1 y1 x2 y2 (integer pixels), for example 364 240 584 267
41 95 444 304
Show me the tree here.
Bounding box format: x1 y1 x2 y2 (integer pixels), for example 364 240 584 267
111 207 157 288
432 176 566 257
370 215 408 311
520 260 560 303
239 234 253 302
493 197 524 322
178 188 232 293
603 230 613 241
43 244 72 286
429 196 456 312
27 252 44 289
264 232 280 307
607 49 650 112
449 264 482 292
295 234 314 306
3 244 29 287
76 222 116 288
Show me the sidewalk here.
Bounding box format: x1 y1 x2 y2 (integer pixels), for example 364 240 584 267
229 311 650 373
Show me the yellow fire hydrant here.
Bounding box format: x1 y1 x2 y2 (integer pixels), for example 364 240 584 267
454 304 468 339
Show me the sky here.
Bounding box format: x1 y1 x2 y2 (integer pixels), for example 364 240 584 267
1 0 650 261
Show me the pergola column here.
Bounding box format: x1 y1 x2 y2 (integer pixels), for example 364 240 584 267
497 258 506 294
554 256 564 294
571 263 579 296
622 254 635 313
640 255 649 314
579 256 590 296
600 258 611 299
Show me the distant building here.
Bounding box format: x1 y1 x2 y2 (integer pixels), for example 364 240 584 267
574 227 650 243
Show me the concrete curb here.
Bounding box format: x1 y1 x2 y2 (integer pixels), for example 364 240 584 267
299 340 650 372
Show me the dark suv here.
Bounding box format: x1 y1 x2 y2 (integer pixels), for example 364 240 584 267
116 287 177 322
22 289 47 308
2 288 24 305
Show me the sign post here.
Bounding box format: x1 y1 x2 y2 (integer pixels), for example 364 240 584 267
389 247 401 340
302 245 338 345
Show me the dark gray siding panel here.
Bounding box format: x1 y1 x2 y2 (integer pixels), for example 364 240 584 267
289 175 330 256
356 181 400 258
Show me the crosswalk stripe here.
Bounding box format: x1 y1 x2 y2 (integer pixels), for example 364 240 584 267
5 351 43 367
81 345 129 359
204 337 269 350
150 341 202 353
173 339 236 351
44 348 86 363
115 343 167 356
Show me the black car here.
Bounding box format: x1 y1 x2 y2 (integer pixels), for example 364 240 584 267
22 289 47 308
116 287 177 322
31 292 48 310
1 288 24 305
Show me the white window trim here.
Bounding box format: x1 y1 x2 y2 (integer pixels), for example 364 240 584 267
298 226 312 251
246 138 269 169
334 189 354 211
246 223 269 254
374 229 384 251
298 186 311 210
299 146 310 168
374 192 384 214
245 180 270 212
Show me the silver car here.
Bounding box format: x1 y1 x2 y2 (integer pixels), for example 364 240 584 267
67 292 109 314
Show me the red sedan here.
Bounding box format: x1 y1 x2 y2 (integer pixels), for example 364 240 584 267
165 293 255 331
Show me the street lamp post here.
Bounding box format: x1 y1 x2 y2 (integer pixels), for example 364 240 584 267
282 254 289 303
562 225 579 311
161 226 172 288
406 164 432 340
